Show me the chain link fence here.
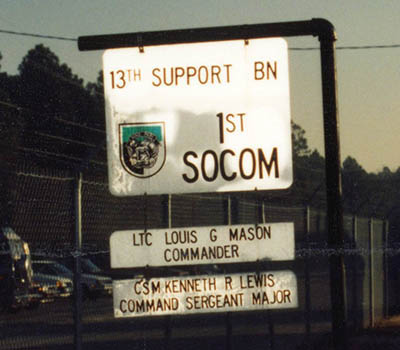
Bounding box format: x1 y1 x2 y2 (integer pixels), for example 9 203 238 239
0 161 392 350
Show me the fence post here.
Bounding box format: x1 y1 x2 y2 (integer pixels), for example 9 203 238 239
73 171 83 350
384 220 389 318
162 194 172 350
351 215 358 329
369 218 374 327
304 205 311 346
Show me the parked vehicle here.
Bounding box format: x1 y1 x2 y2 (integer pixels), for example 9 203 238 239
79 258 112 298
0 227 42 311
32 259 111 300
31 260 74 300
62 257 113 299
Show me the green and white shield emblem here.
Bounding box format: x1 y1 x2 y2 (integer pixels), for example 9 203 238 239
119 122 166 178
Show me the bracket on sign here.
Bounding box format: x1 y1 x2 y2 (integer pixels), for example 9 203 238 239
137 33 144 53
241 23 250 46
143 192 148 232
143 264 151 281
255 259 262 276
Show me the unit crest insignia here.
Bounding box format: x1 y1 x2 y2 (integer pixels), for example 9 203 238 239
119 123 166 178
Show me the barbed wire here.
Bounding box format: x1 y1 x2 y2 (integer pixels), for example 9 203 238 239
34 130 101 149
0 100 105 134
16 171 74 181
53 117 105 134
19 145 107 166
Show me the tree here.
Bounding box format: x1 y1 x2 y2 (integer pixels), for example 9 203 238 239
8 45 108 168
371 167 400 218
342 156 370 215
86 70 103 98
287 122 326 205
85 70 105 129
16 44 95 124
389 168 400 238
291 121 311 159
0 69 20 226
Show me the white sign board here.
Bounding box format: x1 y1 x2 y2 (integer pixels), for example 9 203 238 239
113 270 298 318
102 38 292 196
110 223 294 268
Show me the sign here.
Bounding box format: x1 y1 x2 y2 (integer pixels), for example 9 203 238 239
102 37 292 196
110 223 294 268
113 270 298 318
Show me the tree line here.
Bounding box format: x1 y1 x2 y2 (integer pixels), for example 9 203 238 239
0 44 399 235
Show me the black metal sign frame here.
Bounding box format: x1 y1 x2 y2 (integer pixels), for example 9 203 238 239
78 18 347 350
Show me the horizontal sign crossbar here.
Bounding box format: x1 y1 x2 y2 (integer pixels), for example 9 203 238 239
78 18 335 51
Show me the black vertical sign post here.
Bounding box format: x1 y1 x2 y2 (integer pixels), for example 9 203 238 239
78 18 347 350
304 205 312 347
317 21 348 349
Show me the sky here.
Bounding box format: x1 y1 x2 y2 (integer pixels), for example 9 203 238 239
0 0 399 173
